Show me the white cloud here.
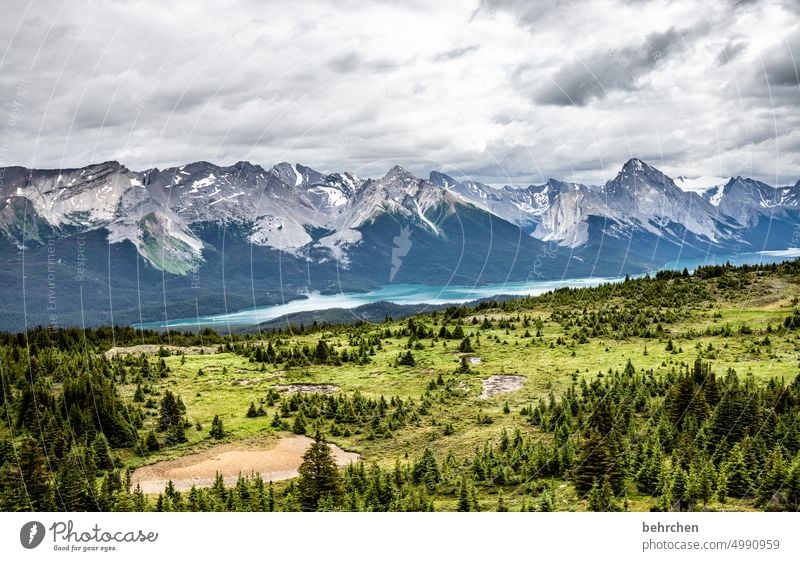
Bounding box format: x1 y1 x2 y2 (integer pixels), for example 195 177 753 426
0 0 798 185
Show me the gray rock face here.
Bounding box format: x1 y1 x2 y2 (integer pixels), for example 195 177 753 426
1 157 798 274
702 177 800 227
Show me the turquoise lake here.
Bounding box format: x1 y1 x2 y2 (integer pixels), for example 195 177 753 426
135 249 800 329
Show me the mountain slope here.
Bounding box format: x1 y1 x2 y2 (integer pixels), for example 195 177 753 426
1 157 799 328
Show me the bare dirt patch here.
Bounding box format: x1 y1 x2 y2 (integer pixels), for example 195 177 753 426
480 375 526 399
275 383 339 394
130 435 359 494
104 344 218 360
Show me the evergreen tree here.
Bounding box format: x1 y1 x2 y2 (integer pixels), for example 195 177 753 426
0 438 54 511
587 479 620 511
538 486 555 512
757 450 787 508
57 448 95 511
158 390 185 431
412 448 441 491
111 490 135 512
636 441 662 495
572 429 624 494
398 351 416 366
457 477 471 512
292 412 307 435
209 415 226 440
688 461 716 509
723 444 753 498
132 484 149 512
297 433 343 511
782 458 800 510
268 481 275 512
164 423 187 446
266 342 277 363
133 384 145 402
669 467 690 511
98 470 122 511
92 433 114 470
140 357 152 379
145 431 161 452
314 340 329 363
665 373 708 430
246 402 259 418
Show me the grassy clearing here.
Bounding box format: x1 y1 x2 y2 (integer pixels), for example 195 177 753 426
113 267 800 511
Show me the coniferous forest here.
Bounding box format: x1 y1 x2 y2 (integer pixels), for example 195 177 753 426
2 260 800 511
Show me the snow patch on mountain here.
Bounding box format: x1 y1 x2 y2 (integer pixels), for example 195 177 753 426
191 175 217 192
316 228 362 264
674 175 728 193
706 184 725 207
2 158 799 276
308 186 347 207
248 215 312 253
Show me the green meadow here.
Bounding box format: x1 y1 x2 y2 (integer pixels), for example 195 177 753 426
85 261 800 511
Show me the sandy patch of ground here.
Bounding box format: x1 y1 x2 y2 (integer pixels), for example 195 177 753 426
130 435 359 494
480 375 526 399
275 383 339 394
104 344 218 359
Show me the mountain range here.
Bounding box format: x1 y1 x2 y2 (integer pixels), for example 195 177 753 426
1 157 798 329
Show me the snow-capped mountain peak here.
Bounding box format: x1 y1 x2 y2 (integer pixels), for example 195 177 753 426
270 162 305 187
381 165 419 186
1 158 799 276
614 158 672 188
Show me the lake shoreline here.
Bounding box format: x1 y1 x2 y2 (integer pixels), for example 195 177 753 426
134 251 800 330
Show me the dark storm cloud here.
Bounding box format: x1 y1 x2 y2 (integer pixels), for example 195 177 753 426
534 27 686 106
763 29 800 86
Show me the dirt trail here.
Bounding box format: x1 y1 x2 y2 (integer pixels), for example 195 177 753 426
130 436 359 494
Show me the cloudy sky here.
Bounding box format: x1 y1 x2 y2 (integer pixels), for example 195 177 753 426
1 0 799 185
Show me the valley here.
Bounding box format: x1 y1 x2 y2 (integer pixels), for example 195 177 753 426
2 158 800 330
2 260 800 511
135 250 799 329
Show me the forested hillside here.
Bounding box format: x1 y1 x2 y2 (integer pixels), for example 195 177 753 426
2 260 800 511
